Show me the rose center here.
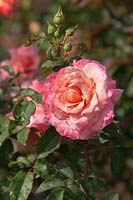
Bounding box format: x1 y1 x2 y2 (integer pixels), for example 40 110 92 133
64 86 82 103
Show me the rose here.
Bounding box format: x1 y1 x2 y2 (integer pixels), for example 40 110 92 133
42 59 123 140
0 45 40 86
8 45 40 78
0 0 20 17
0 46 40 77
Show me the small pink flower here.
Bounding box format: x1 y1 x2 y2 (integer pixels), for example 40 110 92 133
0 45 40 84
0 0 20 17
43 59 123 140
9 45 40 78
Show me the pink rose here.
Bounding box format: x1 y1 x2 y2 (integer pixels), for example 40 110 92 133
9 45 40 78
0 0 20 17
43 59 123 140
0 45 40 85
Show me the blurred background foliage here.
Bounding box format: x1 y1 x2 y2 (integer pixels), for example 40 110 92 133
0 0 133 199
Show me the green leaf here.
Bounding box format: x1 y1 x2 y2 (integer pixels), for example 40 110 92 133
41 60 56 68
33 160 48 177
37 126 60 159
102 192 119 200
2 66 15 76
82 180 98 199
56 165 74 179
17 128 30 145
55 191 64 200
9 100 36 135
41 58 65 69
9 120 26 135
67 184 85 200
10 171 34 200
87 176 107 191
9 155 35 168
36 178 65 193
0 115 9 146
110 149 125 175
19 88 42 104
13 100 35 123
0 139 13 168
49 190 64 200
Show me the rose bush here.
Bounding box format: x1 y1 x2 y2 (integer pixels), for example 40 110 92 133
0 0 20 17
42 59 123 140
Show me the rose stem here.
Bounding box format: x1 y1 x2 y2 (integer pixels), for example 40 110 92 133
83 140 90 180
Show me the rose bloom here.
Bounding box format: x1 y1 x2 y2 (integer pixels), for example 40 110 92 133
42 59 123 140
0 45 40 84
0 0 20 17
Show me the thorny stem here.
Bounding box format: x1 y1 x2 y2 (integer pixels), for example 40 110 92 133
83 140 90 180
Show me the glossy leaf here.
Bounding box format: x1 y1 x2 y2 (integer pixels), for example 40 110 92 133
10 171 34 200
17 128 30 145
37 126 60 159
56 165 74 179
36 178 65 193
12 100 35 122
19 88 42 104
0 115 9 146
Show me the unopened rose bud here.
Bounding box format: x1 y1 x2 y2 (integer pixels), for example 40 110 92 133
53 6 64 26
47 22 55 35
54 28 60 38
65 25 78 36
64 42 72 51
